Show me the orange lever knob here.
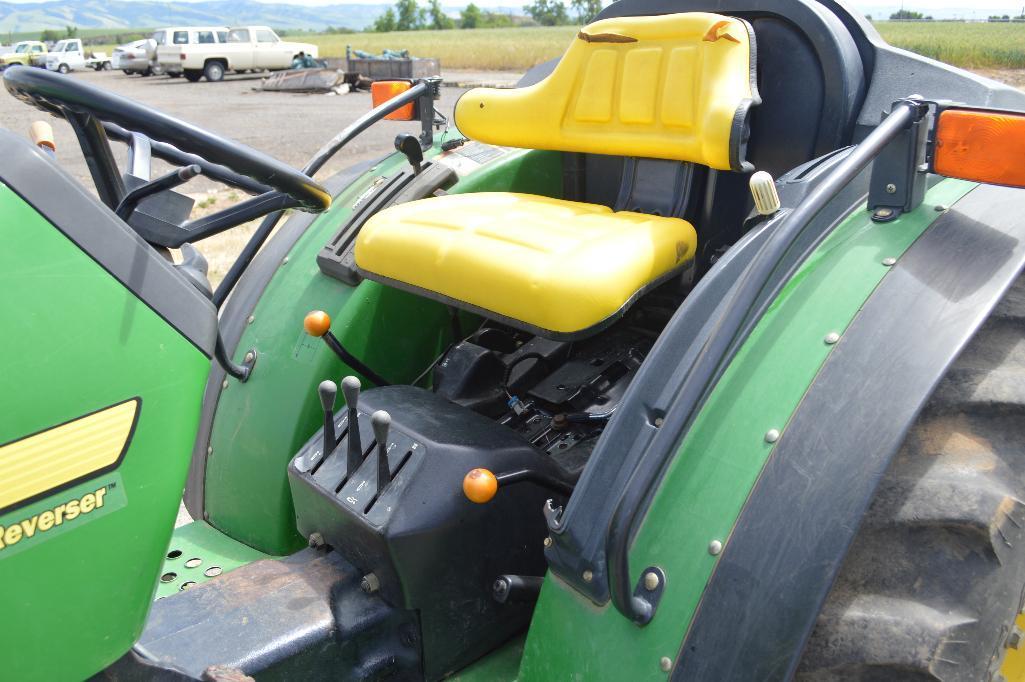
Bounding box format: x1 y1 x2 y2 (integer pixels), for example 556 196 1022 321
463 468 498 504
304 310 331 337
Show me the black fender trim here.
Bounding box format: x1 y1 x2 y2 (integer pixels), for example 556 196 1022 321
674 183 1025 680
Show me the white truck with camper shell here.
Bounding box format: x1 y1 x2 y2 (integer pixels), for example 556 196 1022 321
157 26 317 82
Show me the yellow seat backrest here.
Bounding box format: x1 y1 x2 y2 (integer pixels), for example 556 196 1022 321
454 12 759 172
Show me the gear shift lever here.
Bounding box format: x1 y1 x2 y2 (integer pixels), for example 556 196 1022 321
317 380 337 458
371 410 392 495
342 376 363 476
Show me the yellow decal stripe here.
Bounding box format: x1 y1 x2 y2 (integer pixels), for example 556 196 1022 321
1001 612 1025 680
0 399 138 511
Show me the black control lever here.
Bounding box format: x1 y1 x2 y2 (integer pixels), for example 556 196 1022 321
342 376 363 476
493 575 544 604
115 164 201 220
303 311 391 386
372 410 392 495
318 380 338 458
395 133 423 175
463 466 574 504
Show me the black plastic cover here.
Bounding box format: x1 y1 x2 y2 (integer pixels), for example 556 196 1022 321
288 385 563 680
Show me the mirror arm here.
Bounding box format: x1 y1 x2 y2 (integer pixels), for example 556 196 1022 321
303 81 429 177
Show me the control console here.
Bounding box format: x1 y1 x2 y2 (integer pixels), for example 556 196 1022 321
287 379 568 679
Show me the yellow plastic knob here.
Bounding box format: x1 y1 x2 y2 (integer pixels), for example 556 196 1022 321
30 121 55 151
303 310 331 337
463 468 498 504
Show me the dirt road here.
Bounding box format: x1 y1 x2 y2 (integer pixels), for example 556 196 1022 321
0 67 518 191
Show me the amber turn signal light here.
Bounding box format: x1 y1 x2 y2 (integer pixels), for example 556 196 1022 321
934 108 1025 188
372 80 416 121
463 468 498 504
303 310 332 337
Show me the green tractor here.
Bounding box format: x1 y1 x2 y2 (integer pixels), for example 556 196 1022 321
5 2 1025 680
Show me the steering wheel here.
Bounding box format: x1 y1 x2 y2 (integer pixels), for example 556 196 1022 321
3 66 331 248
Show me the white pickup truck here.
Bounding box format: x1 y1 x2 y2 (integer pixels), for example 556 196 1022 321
157 26 318 82
45 39 111 73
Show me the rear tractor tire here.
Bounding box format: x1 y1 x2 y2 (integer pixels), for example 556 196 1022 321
798 274 1025 681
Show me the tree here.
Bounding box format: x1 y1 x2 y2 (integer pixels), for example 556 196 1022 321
480 11 514 27
524 0 569 26
395 0 425 30
372 8 397 32
889 9 924 20
460 2 481 28
427 0 454 29
40 28 61 42
570 0 602 24
65 25 78 38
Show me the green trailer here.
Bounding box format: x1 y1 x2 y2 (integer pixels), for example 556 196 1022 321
4 2 1025 680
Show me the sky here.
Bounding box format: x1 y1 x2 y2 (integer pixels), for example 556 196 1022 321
1 0 1024 11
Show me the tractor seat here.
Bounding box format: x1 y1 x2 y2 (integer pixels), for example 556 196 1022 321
355 11 759 338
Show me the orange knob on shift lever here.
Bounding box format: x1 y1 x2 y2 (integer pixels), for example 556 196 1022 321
304 310 332 337
463 468 499 504
302 310 391 386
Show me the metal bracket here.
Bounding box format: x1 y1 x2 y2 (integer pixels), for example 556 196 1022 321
417 77 443 151
868 98 932 222
215 335 256 383
629 565 667 626
543 498 564 531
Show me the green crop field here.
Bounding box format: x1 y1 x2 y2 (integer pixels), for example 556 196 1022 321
875 21 1025 69
311 20 1025 72
311 25 578 70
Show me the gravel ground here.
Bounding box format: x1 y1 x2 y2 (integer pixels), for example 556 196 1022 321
0 67 521 192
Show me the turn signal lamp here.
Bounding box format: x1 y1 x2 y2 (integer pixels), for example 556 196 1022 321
371 80 416 121
933 107 1025 187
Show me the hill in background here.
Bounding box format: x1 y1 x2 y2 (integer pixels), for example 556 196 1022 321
0 0 520 33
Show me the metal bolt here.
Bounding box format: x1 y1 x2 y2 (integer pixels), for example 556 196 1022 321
882 257 897 266
543 536 553 548
360 573 380 593
221 379 229 390
935 204 948 212
282 256 290 264
654 417 664 427
582 570 593 583
307 532 325 549
643 571 661 591
765 429 780 443
660 656 672 672
873 207 894 220
244 351 255 363
1009 627 1023 650
247 315 255 324
207 446 213 456
708 539 723 555
824 332 840 345
885 183 897 194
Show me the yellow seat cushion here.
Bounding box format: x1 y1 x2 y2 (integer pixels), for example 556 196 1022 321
454 12 758 171
354 192 697 336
